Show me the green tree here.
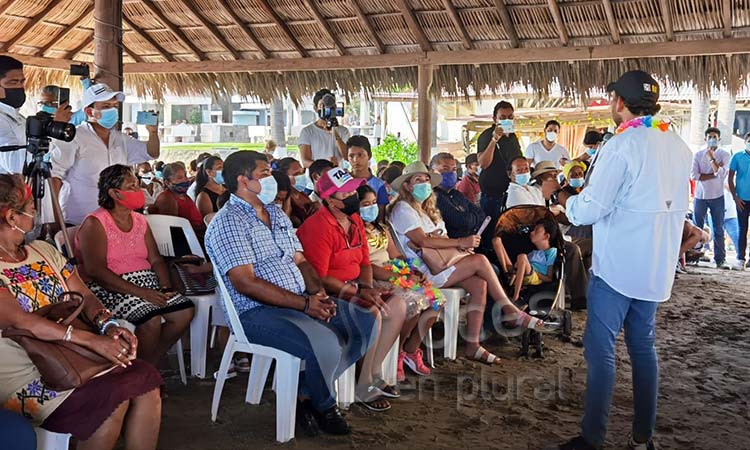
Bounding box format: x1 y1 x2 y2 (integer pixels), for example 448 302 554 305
188 108 203 125
372 134 418 164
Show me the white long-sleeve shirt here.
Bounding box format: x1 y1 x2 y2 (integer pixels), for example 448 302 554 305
0 102 26 174
690 147 730 200
566 124 692 302
50 123 150 225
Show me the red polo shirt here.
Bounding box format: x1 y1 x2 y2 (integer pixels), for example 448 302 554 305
297 206 370 282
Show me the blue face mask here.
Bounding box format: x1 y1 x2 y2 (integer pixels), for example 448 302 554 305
412 182 433 202
213 170 224 185
707 138 719 148
440 171 457 190
294 173 309 192
477 167 482 176
254 175 278 205
359 204 379 223
515 173 531 186
746 142 750 153
569 177 585 189
155 170 164 179
94 107 119 129
586 148 597 157
41 105 57 115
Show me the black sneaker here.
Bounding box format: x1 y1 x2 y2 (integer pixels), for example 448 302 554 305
627 434 657 450
544 436 599 450
295 399 321 437
315 405 351 435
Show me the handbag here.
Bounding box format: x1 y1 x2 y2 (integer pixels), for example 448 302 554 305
3 292 115 391
409 230 471 275
168 255 216 295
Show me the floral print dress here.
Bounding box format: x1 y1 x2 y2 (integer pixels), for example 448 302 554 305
0 241 76 424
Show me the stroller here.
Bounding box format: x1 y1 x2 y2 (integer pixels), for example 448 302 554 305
492 205 573 357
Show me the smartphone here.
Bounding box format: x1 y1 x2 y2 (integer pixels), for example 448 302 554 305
57 87 70 108
136 111 158 126
476 216 492 236
70 63 89 78
498 119 515 133
335 102 345 117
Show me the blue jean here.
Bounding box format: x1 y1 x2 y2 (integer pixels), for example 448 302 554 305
480 195 503 252
240 300 377 412
707 216 740 255
737 200 750 261
0 409 36 450
693 196 725 263
581 277 659 447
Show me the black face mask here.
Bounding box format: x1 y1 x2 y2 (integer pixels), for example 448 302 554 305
1 88 26 109
341 194 360 216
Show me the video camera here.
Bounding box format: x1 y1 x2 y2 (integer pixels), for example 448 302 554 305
318 93 344 130
26 112 76 153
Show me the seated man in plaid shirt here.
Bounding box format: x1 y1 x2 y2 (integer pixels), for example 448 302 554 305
205 151 377 437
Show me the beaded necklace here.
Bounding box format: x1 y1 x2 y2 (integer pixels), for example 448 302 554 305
615 115 671 135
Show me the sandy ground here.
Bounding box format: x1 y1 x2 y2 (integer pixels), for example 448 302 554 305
156 265 750 450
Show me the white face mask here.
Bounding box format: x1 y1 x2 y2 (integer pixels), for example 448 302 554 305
546 131 558 143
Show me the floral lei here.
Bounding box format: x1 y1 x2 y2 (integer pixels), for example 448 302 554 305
615 115 671 135
383 258 444 310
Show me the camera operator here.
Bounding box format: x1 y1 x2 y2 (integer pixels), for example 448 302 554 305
0 56 71 175
298 88 350 168
49 83 160 226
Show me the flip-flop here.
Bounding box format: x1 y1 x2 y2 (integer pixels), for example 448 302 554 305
356 386 391 412
373 379 401 399
466 346 502 365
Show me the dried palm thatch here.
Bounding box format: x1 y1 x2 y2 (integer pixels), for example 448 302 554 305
1 0 749 101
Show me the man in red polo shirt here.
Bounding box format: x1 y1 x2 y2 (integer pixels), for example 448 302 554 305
298 167 406 413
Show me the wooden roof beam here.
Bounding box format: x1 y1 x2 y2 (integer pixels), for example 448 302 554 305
601 0 620 44
440 0 472 49
301 0 345 55
121 41 144 63
394 0 432 52
179 0 241 59
493 0 519 48
0 0 18 18
722 0 732 38
66 34 93 59
350 0 385 54
122 15 174 62
216 0 270 59
139 0 205 60
658 0 674 41
37 3 94 56
256 0 307 57
0 0 60 51
547 0 569 46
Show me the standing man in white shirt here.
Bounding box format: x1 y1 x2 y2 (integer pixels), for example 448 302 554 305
298 89 350 168
690 127 731 269
549 71 692 450
525 120 571 169
50 83 160 225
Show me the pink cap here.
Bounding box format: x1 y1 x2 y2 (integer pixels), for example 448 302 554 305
316 167 365 200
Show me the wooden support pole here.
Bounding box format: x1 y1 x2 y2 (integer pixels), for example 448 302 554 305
417 64 433 163
94 0 123 91
722 0 733 38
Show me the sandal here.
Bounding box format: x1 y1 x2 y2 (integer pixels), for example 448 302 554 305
503 308 544 331
466 346 502 365
374 379 401 399
234 356 251 373
356 386 391 412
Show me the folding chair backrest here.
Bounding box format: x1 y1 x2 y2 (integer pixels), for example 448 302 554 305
54 226 80 258
146 214 205 258
212 265 250 345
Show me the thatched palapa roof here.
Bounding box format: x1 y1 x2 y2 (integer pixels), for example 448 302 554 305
1 0 750 101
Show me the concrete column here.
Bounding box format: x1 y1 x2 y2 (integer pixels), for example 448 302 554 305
717 88 737 146
689 91 710 149
430 98 438 151
359 89 368 129
270 96 286 148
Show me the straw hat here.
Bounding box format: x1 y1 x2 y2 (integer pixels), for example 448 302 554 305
531 161 559 179
391 161 442 192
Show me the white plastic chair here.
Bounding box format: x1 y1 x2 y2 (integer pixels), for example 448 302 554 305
34 427 70 450
146 214 218 379
119 319 186 385
424 288 464 366
381 337 400 386
53 226 80 258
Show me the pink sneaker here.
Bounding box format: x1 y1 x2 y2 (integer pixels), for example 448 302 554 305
403 348 431 376
397 351 406 382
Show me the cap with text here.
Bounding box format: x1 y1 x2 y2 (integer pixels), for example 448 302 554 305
316 167 365 200
82 83 125 108
606 70 659 105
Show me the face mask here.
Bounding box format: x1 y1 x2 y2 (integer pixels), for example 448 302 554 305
586 148 597 157
155 170 163 179
41 105 57 115
13 210 39 244
745 142 750 153
341 194 360 216
707 138 718 148
477 167 482 176
139 173 154 185
115 189 146 210
294 173 309 192
252 175 278 205
2 88 26 109
569 177 585 189
440 172 457 190
212 170 224 185
515 173 531 186
389 188 397 198
91 107 119 129
169 180 192 195
546 132 558 142
412 182 433 202
359 204 379 223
